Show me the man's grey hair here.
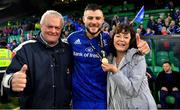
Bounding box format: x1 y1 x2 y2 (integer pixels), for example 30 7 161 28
40 10 64 27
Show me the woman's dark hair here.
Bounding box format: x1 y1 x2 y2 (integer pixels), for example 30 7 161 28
110 20 137 57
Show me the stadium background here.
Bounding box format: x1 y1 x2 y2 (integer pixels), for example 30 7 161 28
0 0 180 109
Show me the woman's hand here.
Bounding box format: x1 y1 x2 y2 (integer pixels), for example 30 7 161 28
136 33 150 55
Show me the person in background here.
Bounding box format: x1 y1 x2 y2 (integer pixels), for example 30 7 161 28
19 36 25 44
26 31 33 40
101 21 156 109
156 61 180 109
144 28 154 36
138 24 146 35
102 26 110 34
146 67 157 103
68 4 151 109
2 10 73 109
161 26 169 35
0 40 12 103
136 28 142 36
147 15 156 32
146 67 156 94
10 40 18 50
167 20 179 34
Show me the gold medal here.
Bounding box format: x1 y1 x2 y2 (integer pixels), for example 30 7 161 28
102 57 108 64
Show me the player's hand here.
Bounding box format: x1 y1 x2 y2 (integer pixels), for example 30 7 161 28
101 63 118 73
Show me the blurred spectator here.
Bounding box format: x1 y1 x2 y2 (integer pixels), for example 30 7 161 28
156 18 164 34
156 61 180 109
143 28 154 49
109 25 116 38
111 15 120 26
138 24 146 35
19 36 25 44
167 20 179 34
0 40 12 103
160 26 170 50
64 21 76 34
26 31 33 40
136 28 142 36
102 21 110 34
61 30 70 43
147 16 157 32
164 18 170 29
165 13 172 23
10 40 18 50
12 26 18 35
102 26 110 34
74 18 84 31
173 9 180 22
161 26 169 35
18 26 24 35
144 28 154 36
146 67 156 95
176 15 180 27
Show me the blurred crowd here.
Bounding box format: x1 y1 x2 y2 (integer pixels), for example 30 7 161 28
0 1 179 51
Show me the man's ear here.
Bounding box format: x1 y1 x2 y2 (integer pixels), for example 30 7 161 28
82 16 85 24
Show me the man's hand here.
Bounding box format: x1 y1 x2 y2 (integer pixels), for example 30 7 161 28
146 72 152 79
136 34 150 55
11 64 28 92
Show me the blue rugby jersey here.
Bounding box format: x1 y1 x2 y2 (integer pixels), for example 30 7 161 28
67 30 110 104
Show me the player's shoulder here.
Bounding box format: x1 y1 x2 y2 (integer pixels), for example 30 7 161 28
68 30 84 38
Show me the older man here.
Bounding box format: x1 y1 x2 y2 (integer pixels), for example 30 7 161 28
2 10 73 109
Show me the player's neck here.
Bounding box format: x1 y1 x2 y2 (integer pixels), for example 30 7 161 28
86 31 100 39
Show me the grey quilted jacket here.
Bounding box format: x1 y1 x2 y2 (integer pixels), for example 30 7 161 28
107 48 157 109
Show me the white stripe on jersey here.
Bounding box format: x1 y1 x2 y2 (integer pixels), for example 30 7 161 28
67 30 83 44
13 40 37 52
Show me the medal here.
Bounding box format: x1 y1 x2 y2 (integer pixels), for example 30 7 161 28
101 50 108 64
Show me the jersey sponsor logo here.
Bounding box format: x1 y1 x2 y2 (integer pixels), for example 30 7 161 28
85 47 93 52
73 51 83 57
74 39 81 45
73 51 100 59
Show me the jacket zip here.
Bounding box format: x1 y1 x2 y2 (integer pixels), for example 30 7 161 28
52 54 56 108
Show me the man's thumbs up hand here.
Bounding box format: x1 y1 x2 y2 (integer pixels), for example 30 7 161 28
12 64 28 92
20 64 27 74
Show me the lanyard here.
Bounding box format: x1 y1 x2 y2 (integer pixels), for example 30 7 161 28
88 33 105 60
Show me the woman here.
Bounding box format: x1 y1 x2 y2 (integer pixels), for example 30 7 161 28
101 21 157 109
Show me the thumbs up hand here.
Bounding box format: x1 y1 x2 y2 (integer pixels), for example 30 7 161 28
136 33 150 55
11 64 28 92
